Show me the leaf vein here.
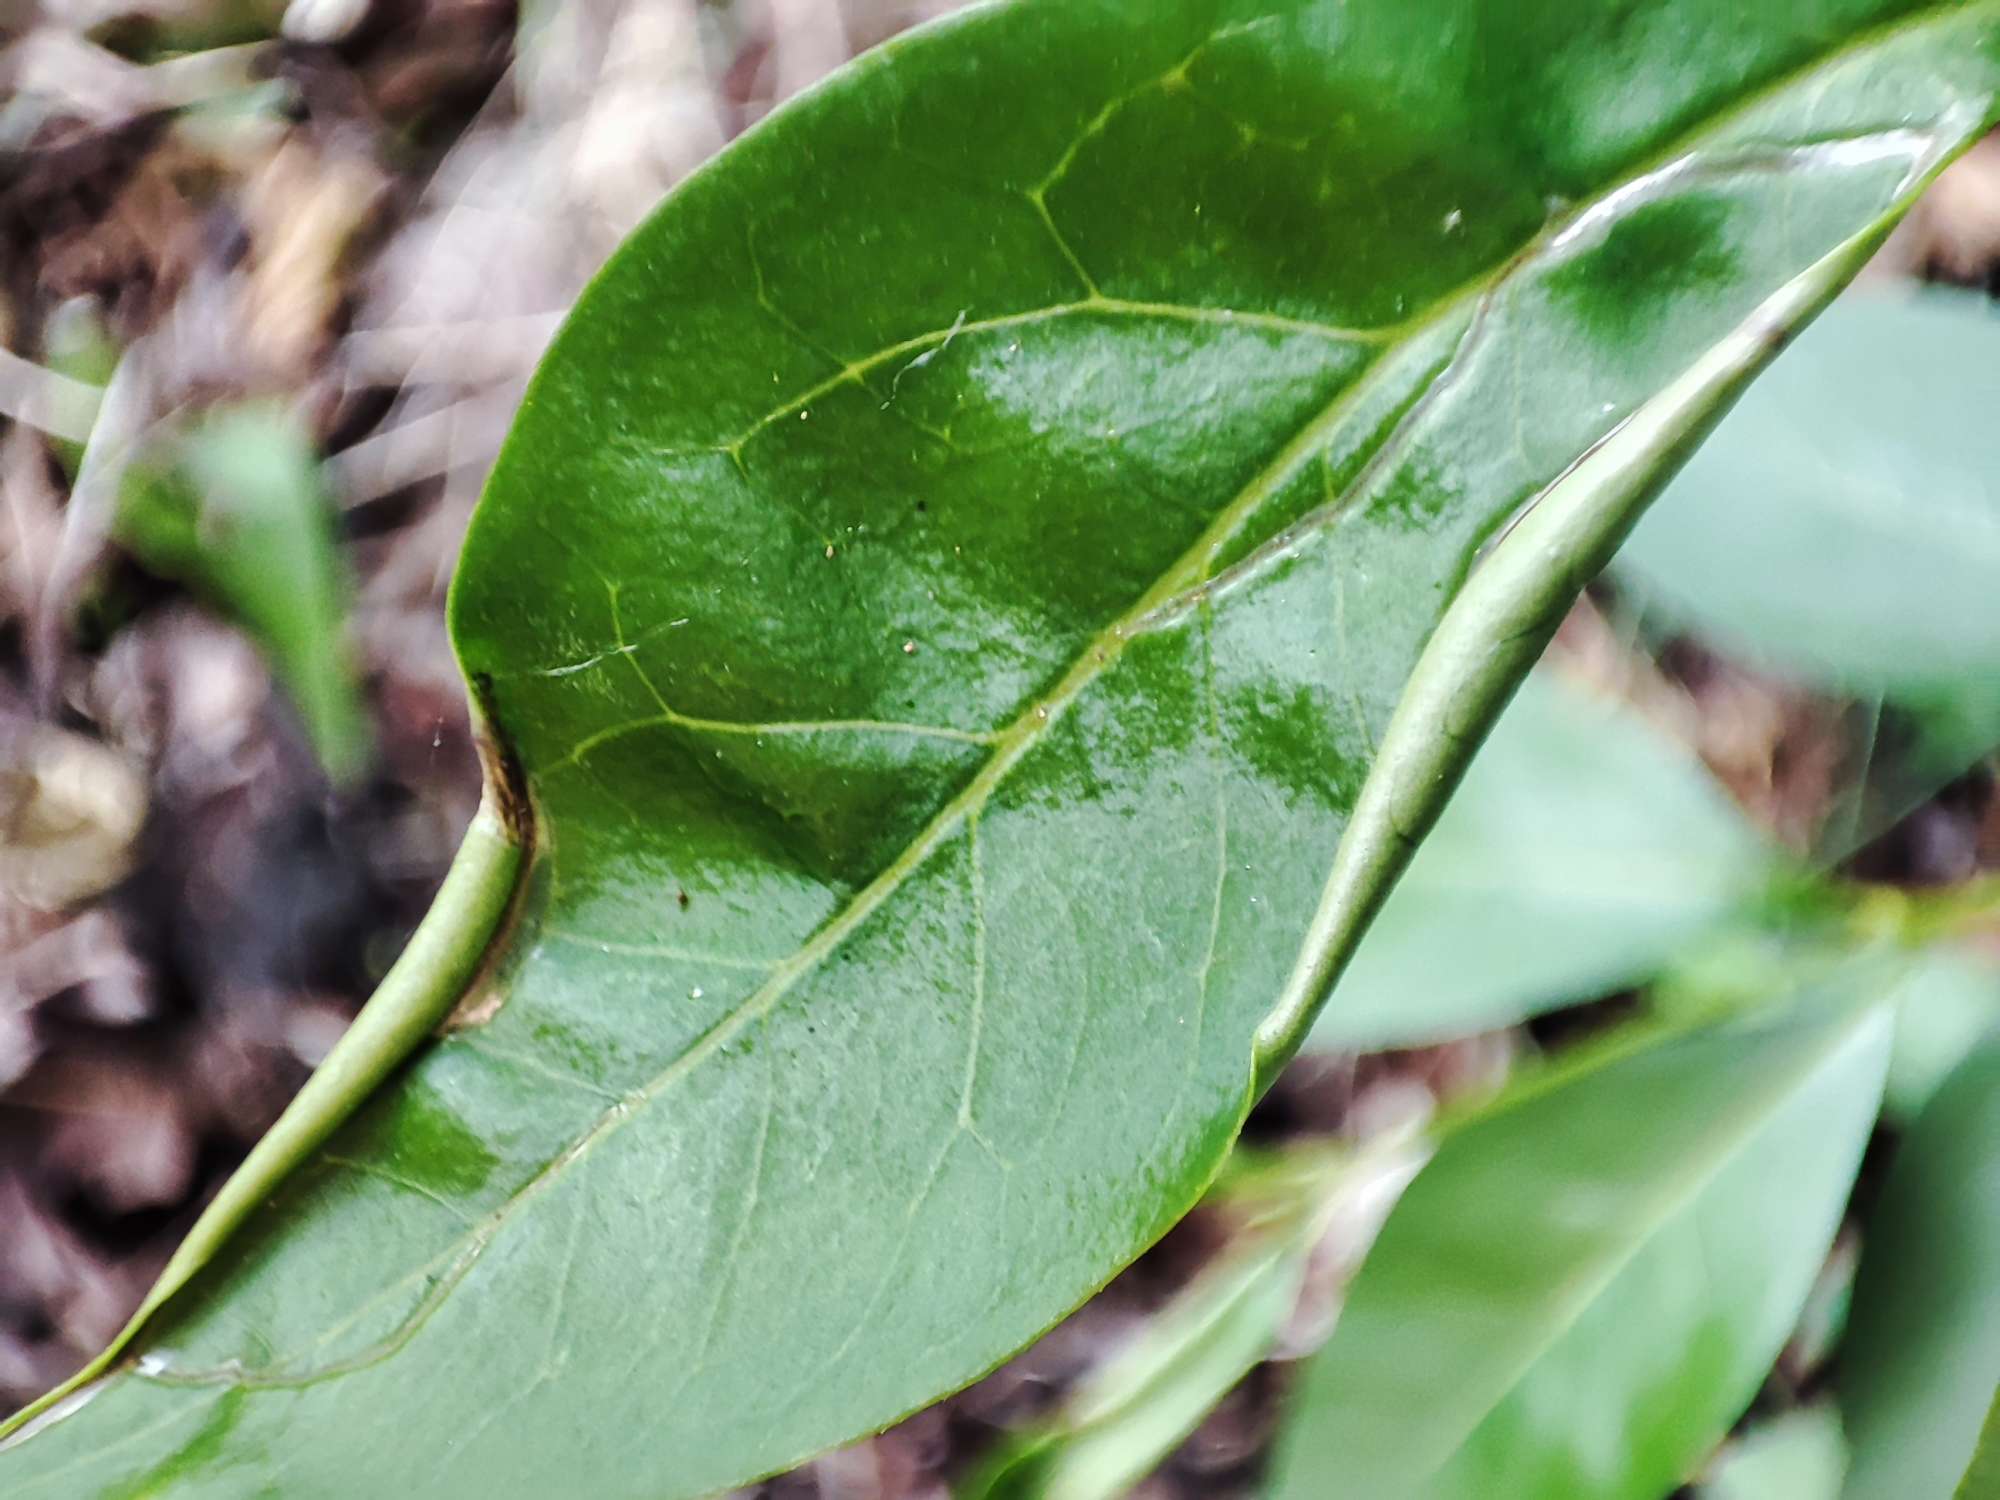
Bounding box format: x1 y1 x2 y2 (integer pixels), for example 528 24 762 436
143 21 1995 1403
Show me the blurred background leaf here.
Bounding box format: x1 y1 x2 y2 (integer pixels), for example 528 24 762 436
1839 1038 2000 1500
1616 294 2000 853
1880 947 2000 1119
112 400 368 783
1699 1408 1847 1500
1269 997 1890 1500
962 1140 1424 1500
1311 668 1780 1051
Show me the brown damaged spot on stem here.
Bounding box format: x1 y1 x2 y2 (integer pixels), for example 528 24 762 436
469 669 535 847
442 673 538 1033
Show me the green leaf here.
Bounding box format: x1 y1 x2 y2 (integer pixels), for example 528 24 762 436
1623 292 2000 695
6 4 1998 1495
115 401 370 783
1701 1408 1849 1500
1311 666 1775 1050
1655 937 2000 1120
1617 292 2000 838
960 1139 1424 1500
1956 1396 2000 1500
1267 995 1892 1500
1883 946 2000 1119
1840 1038 2000 1500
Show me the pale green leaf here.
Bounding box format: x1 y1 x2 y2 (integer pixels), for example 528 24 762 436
1312 666 1774 1049
1841 1038 2000 1500
1622 293 2000 695
961 1139 1424 1500
1267 995 1891 1500
1702 1408 1849 1500
115 401 370 783
1884 947 2000 1118
1618 292 2000 842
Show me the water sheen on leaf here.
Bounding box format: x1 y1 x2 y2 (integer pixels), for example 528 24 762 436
5 3 2000 1496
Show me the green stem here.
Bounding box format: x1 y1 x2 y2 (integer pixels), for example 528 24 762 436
0 791 525 1441
1252 218 1899 1091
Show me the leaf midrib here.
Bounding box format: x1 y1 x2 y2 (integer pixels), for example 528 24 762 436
559 21 1966 1124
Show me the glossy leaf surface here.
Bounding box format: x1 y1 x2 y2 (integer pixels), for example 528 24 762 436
6 2 1999 1495
1311 667 1773 1049
1268 998 1891 1500
1841 1038 2000 1500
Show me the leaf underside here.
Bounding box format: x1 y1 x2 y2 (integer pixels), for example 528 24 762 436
5 2 2000 1495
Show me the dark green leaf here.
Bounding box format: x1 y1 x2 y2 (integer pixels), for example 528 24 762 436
1267 996 1891 1500
1311 666 1774 1049
1841 1038 2000 1500
5 4 1998 1495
